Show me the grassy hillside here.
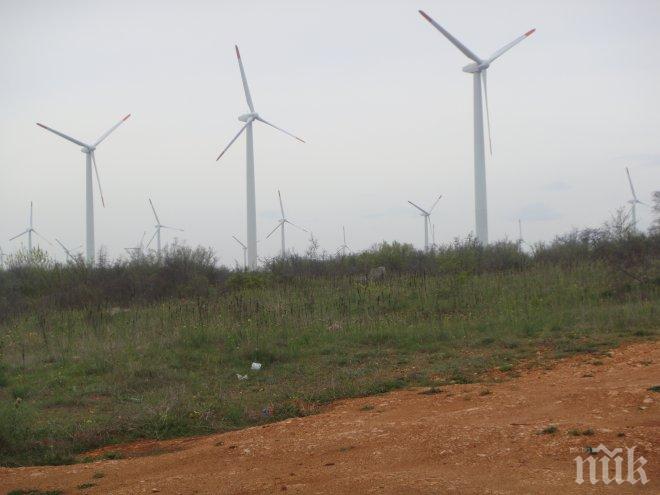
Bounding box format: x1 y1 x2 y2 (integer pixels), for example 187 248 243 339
0 231 658 466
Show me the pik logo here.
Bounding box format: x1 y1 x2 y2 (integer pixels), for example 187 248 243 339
574 444 649 485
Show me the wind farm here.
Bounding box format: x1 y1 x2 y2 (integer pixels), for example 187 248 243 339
0 2 658 493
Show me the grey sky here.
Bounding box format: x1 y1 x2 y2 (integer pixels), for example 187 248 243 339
1 0 658 265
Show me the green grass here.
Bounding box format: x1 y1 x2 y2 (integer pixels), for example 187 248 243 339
0 262 657 466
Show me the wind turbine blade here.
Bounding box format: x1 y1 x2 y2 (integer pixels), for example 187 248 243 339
408 200 429 215
146 229 158 249
32 229 53 246
232 235 247 249
277 190 285 218
91 152 106 207
235 45 255 112
216 121 250 161
148 198 161 224
255 117 305 143
418 11 481 63
486 29 536 63
161 225 184 232
429 194 443 213
9 230 29 241
625 167 638 200
36 123 90 148
55 238 67 251
285 220 308 232
482 70 493 155
265 223 281 239
93 114 131 147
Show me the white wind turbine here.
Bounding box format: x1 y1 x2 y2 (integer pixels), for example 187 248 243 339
266 190 307 258
419 10 535 245
408 195 442 251
146 199 183 256
216 46 305 270
232 235 248 269
9 202 51 252
37 114 131 263
337 226 350 256
125 231 147 257
625 167 646 231
55 238 82 262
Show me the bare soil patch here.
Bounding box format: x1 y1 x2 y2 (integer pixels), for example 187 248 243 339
2 341 658 494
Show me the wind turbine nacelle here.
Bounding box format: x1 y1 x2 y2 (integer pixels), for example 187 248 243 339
80 146 94 154
462 62 489 73
238 113 258 122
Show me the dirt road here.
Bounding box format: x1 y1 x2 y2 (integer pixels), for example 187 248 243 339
2 342 658 494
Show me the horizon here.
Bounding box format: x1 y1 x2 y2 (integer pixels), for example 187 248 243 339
1 0 658 265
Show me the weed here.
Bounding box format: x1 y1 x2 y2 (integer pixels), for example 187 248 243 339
76 483 96 490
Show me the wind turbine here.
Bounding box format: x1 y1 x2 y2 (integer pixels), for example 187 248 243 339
9 202 51 252
265 190 307 258
232 235 248 269
419 10 535 245
216 45 305 270
36 114 131 263
125 231 147 257
55 238 82 262
625 167 646 230
146 199 183 256
408 195 442 251
336 226 350 256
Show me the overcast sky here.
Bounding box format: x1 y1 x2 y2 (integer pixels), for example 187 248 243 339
1 0 659 265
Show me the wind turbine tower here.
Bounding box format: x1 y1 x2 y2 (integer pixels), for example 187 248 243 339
419 11 535 245
216 46 305 270
625 167 646 231
37 114 131 263
232 235 248 269
147 199 183 256
9 202 51 252
265 190 307 258
408 195 442 251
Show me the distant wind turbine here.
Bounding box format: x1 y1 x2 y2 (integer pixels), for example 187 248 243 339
419 10 535 245
408 195 442 251
266 190 307 258
216 46 305 271
232 235 248 269
125 231 147 257
37 114 130 264
146 199 183 256
625 167 647 230
337 226 350 256
9 202 51 252
55 238 82 262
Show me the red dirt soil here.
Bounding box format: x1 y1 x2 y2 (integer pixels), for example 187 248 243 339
2 341 658 494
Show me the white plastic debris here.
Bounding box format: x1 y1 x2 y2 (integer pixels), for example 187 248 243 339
251 362 262 371
236 374 248 380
